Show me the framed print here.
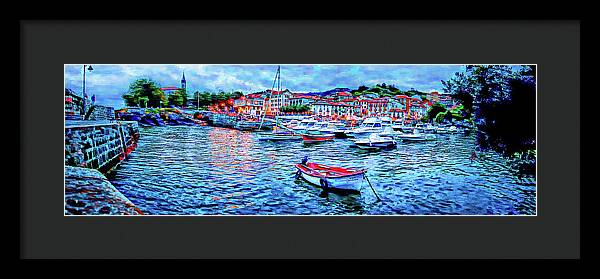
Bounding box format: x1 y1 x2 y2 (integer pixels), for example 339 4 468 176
63 64 537 216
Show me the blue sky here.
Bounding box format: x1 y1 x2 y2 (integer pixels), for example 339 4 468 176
64 64 467 109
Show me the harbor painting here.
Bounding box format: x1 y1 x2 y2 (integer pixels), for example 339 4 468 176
64 64 536 215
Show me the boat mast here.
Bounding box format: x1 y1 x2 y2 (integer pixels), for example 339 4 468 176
259 65 280 130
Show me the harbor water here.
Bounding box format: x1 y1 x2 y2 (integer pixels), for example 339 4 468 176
107 125 536 215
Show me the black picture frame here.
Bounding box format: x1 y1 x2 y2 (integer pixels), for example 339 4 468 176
19 19 581 260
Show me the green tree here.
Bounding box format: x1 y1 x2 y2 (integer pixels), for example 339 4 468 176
426 103 447 123
122 78 167 108
442 65 536 159
168 89 187 107
139 96 149 108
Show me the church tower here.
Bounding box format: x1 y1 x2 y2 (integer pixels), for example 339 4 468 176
181 71 187 93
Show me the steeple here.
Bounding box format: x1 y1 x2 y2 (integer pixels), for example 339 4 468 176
181 71 187 92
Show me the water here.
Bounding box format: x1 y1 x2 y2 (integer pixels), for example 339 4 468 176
107 125 536 215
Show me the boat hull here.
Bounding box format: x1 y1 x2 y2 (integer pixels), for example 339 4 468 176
258 134 302 141
355 141 397 149
296 168 363 192
301 134 335 142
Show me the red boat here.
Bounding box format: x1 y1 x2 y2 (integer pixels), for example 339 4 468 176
295 161 365 191
301 133 335 143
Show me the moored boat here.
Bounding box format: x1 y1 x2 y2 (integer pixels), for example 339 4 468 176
355 132 397 149
379 126 396 138
295 158 366 192
257 132 302 141
333 127 351 138
234 120 260 131
380 116 393 128
301 133 335 143
344 117 383 138
396 130 436 141
290 118 318 133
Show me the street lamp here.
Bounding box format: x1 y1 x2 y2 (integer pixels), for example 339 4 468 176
82 64 94 116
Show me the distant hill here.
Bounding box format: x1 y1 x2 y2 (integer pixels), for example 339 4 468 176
349 84 430 98
305 87 352 97
249 85 432 99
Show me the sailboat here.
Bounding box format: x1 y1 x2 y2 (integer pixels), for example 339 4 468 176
256 66 303 141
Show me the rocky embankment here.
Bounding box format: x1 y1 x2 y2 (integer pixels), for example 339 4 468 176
65 166 142 215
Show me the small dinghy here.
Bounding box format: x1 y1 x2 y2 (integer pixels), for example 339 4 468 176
301 133 335 143
354 132 397 149
295 157 366 192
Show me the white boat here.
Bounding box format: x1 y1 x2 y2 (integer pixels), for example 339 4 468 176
344 117 383 138
391 119 403 131
355 132 397 149
396 130 436 141
257 124 302 141
379 126 397 138
284 119 300 128
423 123 436 133
295 160 366 192
290 118 318 132
318 122 339 134
415 123 433 133
308 122 330 133
380 116 393 128
391 120 414 133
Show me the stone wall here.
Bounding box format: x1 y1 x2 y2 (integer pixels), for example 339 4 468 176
64 121 139 173
89 105 116 120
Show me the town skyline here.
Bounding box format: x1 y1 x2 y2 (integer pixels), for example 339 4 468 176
64 64 471 109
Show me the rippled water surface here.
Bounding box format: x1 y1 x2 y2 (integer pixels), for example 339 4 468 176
107 126 536 215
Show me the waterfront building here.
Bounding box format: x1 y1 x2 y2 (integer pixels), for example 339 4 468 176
288 93 318 107
234 93 265 116
339 97 363 116
265 89 293 115
428 91 441 103
65 88 83 119
312 101 356 118
327 91 352 101
438 94 456 108
428 91 456 107
387 98 407 119
366 98 389 116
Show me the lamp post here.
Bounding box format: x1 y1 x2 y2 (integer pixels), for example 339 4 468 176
82 65 94 116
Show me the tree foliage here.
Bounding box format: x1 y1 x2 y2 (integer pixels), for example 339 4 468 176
167 89 188 107
350 84 425 98
189 90 244 109
442 65 536 155
122 79 167 108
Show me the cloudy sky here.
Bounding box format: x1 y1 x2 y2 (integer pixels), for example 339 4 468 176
64 64 467 109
